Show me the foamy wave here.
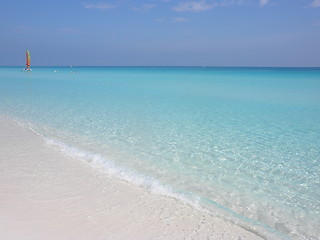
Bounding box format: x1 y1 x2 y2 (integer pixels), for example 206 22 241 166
17 128 276 239
42 137 284 240
43 137 202 210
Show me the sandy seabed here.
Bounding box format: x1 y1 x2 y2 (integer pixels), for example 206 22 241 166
0 116 262 240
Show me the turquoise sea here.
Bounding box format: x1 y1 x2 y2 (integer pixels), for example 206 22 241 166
1 67 319 239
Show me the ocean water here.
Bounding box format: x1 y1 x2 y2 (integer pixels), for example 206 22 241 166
0 66 319 239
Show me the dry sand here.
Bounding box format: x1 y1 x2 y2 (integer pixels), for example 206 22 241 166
0 116 263 240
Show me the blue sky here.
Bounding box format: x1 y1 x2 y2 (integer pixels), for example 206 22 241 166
1 0 320 67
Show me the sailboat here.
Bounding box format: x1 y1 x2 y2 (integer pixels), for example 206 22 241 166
24 50 31 71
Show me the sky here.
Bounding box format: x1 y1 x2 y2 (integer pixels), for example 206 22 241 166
0 0 320 67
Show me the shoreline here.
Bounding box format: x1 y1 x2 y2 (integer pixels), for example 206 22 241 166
0 116 263 240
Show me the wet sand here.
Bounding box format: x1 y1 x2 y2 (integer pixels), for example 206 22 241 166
0 116 262 240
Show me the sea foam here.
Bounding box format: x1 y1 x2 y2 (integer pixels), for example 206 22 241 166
43 137 203 210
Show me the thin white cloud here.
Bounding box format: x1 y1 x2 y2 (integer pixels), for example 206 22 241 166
173 1 216 12
83 2 115 10
310 0 320 7
132 4 156 12
219 0 249 7
173 17 188 23
259 0 268 7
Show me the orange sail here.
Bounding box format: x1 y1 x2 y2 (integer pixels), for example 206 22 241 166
25 50 31 70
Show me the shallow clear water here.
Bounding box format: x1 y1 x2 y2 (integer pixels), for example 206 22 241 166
1 67 320 239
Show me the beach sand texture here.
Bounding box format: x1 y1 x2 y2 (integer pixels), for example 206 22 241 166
0 116 263 240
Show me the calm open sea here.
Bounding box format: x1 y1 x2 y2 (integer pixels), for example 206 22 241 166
1 67 319 239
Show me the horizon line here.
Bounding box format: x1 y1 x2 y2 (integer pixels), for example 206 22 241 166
1 65 320 68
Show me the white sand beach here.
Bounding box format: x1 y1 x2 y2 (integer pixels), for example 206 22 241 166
0 116 262 240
